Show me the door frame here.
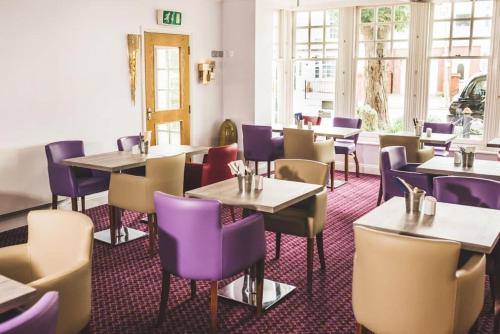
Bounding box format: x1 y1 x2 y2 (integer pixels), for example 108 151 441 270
139 26 194 144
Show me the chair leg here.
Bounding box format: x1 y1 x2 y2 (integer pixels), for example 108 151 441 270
190 280 197 298
71 197 78 211
330 162 334 192
377 177 383 206
209 281 218 334
267 161 271 178
147 213 155 255
51 194 58 209
355 322 366 334
230 207 236 222
156 271 171 327
275 232 281 259
353 151 360 177
255 161 259 175
255 258 265 315
344 154 349 181
307 238 314 293
316 232 326 270
81 196 85 213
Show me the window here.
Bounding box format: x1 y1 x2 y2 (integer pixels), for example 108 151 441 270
293 10 339 122
272 10 286 126
427 0 493 139
355 5 410 132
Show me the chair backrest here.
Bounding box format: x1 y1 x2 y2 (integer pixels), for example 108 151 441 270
283 128 315 160
202 144 238 186
353 226 461 334
45 141 84 164
117 136 140 151
302 116 322 126
146 154 186 197
0 292 59 334
423 122 455 149
434 176 500 209
275 159 328 186
154 192 223 281
333 117 362 143
242 124 273 161
380 146 407 172
27 210 94 279
379 135 421 163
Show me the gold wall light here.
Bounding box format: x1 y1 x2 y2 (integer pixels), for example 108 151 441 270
127 34 141 105
198 61 216 84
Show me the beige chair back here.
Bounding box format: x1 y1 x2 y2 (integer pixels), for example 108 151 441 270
283 128 315 160
379 134 421 163
353 226 472 334
275 159 328 186
146 153 185 197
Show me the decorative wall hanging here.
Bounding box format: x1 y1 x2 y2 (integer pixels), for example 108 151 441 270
127 34 141 105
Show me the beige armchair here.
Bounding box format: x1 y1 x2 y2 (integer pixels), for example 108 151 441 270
108 153 185 254
264 159 328 292
353 226 486 334
0 210 94 334
283 128 335 190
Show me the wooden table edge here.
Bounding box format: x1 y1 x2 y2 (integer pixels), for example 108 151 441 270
0 286 36 314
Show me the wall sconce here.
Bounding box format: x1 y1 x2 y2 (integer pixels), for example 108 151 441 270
198 61 216 84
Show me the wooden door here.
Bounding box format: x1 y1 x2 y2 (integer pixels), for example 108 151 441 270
144 32 190 145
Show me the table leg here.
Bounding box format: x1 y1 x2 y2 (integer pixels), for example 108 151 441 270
94 206 148 245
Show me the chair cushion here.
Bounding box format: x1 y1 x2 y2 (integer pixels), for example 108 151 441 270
335 140 356 155
76 176 109 196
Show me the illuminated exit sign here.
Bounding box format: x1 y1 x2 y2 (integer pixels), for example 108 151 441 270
157 10 182 26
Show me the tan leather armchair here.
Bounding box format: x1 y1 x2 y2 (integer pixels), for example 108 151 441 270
264 159 328 292
353 226 486 334
0 210 94 334
108 154 185 254
283 128 335 190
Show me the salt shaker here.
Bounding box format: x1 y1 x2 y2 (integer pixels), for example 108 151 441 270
423 196 437 216
426 128 432 137
454 152 462 166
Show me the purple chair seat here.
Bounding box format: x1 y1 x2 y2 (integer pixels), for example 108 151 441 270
335 140 356 155
242 124 284 177
0 292 59 334
77 175 111 195
332 117 362 181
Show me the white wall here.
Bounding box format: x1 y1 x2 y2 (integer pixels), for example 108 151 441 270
0 0 223 214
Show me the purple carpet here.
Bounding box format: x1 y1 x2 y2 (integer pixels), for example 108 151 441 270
0 172 494 333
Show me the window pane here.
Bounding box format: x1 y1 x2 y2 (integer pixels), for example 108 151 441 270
393 22 409 40
326 10 339 26
293 61 336 121
310 11 324 26
310 28 324 42
295 28 309 43
377 7 392 23
392 41 408 57
157 121 181 145
431 39 450 56
470 38 490 56
325 27 338 42
427 58 488 139
394 5 410 22
474 1 493 17
325 44 339 58
377 25 391 40
473 19 492 37
358 42 374 57
361 8 375 23
296 12 309 27
451 39 470 56
355 59 406 132
454 1 472 19
434 3 452 19
295 44 309 59
155 47 180 111
359 25 374 41
433 21 451 38
310 44 323 59
452 21 471 38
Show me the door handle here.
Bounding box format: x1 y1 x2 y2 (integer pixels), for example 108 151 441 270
146 108 152 120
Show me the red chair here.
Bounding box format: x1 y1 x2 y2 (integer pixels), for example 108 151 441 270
184 143 238 191
302 116 322 126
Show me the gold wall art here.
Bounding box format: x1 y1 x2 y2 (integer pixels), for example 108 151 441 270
127 34 141 105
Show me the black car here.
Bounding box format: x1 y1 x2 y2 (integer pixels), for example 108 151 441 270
448 73 486 123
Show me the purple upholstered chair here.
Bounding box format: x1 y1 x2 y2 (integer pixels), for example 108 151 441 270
333 117 362 181
45 141 109 212
242 124 284 177
117 135 140 151
423 122 455 156
434 175 500 306
0 292 59 334
117 136 145 176
380 146 433 202
154 192 266 332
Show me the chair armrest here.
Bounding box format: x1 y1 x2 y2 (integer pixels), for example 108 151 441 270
400 163 420 172
48 163 78 197
221 213 266 279
108 173 149 212
389 170 432 192
184 163 203 192
271 136 284 159
0 244 32 283
313 139 335 163
454 254 486 332
417 147 434 163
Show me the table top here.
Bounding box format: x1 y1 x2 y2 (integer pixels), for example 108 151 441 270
0 275 36 314
63 144 209 172
487 138 500 148
416 156 500 181
354 197 500 254
272 125 362 139
391 132 457 145
185 177 324 213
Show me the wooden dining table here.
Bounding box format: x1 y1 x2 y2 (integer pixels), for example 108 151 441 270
0 275 36 314
487 138 500 148
63 144 209 245
392 131 457 146
416 156 500 181
186 177 324 311
354 197 500 331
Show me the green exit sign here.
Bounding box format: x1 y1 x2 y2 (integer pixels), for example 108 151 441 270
157 10 182 26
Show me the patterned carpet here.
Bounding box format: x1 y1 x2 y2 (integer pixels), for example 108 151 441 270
0 172 494 333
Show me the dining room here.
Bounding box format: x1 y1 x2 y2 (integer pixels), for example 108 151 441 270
1 0 500 333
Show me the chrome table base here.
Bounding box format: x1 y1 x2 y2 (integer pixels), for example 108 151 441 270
94 227 147 245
